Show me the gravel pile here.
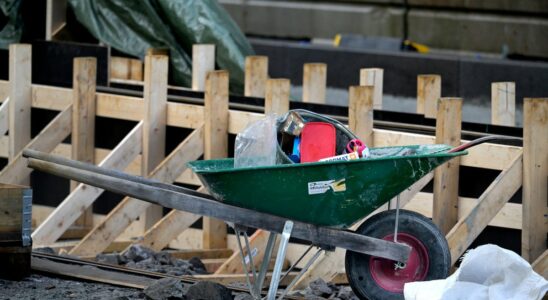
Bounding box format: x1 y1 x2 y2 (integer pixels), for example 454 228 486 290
290 279 359 300
95 244 208 276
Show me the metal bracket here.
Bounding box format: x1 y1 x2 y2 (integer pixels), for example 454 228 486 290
21 189 32 247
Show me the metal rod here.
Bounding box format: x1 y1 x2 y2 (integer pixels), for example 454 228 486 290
235 229 257 299
277 248 324 300
243 231 258 281
394 194 400 243
278 244 314 285
267 221 293 300
25 154 410 262
254 232 277 295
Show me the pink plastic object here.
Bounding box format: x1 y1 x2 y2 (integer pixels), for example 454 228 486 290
346 139 366 155
300 122 336 163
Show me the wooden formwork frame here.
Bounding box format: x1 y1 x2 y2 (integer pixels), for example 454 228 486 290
0 43 545 285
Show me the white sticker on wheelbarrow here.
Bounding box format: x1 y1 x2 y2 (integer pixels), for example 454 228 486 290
308 179 346 195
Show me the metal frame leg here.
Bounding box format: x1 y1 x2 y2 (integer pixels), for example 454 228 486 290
235 227 259 299
253 232 277 295
267 221 293 300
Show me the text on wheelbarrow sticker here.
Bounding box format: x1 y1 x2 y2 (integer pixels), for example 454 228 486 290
308 179 346 195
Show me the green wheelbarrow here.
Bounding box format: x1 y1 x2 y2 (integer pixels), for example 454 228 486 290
188 143 467 300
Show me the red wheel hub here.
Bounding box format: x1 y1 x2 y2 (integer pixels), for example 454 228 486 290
369 233 429 293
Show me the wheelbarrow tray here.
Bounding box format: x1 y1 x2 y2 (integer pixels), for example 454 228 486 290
189 144 467 228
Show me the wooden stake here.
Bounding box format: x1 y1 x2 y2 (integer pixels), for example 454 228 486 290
203 70 229 249
359 68 383 110
302 63 326 103
491 82 515 126
522 98 548 262
417 74 441 118
9 44 32 163
192 44 215 91
139 55 168 231
244 56 269 97
433 97 462 234
72 57 97 228
264 79 290 115
348 85 374 147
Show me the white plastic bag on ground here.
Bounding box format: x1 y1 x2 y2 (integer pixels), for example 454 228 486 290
404 244 548 300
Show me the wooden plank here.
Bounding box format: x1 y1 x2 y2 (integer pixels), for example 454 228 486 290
433 97 462 234
532 249 548 279
139 55 169 231
32 257 152 289
359 68 383 110
215 229 277 275
71 57 97 228
402 192 522 230
0 98 10 136
522 98 548 263
291 249 345 290
491 82 515 126
417 74 441 118
446 154 523 264
31 122 143 246
129 59 143 81
32 84 72 110
192 44 215 91
0 80 9 100
244 56 269 97
133 187 205 252
168 248 233 260
0 105 72 185
68 126 204 257
192 272 298 286
264 78 290 115
348 85 374 147
9 44 32 163
0 184 25 233
302 63 326 103
203 70 229 249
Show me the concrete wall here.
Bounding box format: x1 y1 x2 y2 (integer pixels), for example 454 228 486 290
250 39 548 103
221 0 548 58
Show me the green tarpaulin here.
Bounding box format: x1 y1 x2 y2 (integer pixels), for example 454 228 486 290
69 0 254 93
0 0 23 49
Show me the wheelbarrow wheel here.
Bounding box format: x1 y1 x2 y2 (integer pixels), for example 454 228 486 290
345 209 450 300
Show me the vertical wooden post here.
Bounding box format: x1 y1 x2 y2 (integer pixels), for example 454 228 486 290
203 70 229 249
491 82 516 126
522 98 548 262
359 68 383 110
192 44 215 91
348 85 374 147
432 97 462 234
138 54 168 231
302 63 326 103
265 78 290 115
72 57 97 228
245 56 269 97
417 74 441 118
8 44 32 162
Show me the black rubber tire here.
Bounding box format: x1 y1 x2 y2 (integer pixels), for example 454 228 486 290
345 209 451 300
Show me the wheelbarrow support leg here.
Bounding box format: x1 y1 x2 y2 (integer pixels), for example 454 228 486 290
253 232 277 296
267 220 293 300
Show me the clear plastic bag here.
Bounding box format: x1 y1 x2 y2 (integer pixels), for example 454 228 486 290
234 114 279 168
